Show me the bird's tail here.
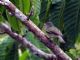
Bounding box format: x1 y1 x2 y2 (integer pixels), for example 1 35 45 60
58 36 65 43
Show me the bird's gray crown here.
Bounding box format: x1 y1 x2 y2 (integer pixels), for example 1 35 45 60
45 22 53 27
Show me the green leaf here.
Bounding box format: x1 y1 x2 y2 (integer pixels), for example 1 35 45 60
31 15 40 26
0 36 18 60
46 0 80 50
10 0 20 8
69 49 77 57
25 31 50 52
0 6 4 13
6 10 21 33
0 6 5 22
44 0 51 22
22 0 30 14
19 50 30 60
30 0 41 25
32 0 41 15
62 0 80 50
75 34 80 50
0 15 4 23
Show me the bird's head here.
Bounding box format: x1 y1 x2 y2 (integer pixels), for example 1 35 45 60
44 21 53 29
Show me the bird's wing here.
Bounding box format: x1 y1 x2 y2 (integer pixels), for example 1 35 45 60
47 26 63 36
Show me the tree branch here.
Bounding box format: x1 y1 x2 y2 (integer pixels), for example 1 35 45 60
0 23 56 60
0 0 72 60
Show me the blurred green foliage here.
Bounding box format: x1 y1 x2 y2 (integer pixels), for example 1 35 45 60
0 0 80 60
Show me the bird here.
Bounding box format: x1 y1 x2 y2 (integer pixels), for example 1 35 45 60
43 21 65 43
